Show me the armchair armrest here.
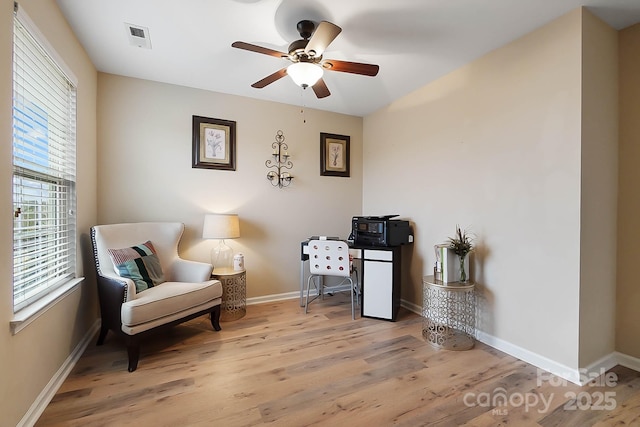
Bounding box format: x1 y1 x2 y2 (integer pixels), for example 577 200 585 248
99 272 136 300
96 273 133 333
172 258 213 282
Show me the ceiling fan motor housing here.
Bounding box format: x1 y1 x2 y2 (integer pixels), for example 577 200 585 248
287 40 321 63
296 20 315 39
289 20 322 61
288 39 309 57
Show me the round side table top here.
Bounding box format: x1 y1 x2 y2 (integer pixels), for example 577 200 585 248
212 267 246 276
423 275 475 290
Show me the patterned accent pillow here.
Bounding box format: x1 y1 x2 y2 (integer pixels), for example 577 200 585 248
107 241 165 293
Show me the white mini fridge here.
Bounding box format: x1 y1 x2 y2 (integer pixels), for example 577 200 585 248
361 246 401 321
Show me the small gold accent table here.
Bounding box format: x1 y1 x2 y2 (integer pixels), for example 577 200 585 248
422 275 475 351
211 268 246 321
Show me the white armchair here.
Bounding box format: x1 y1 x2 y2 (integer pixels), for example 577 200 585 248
91 222 222 372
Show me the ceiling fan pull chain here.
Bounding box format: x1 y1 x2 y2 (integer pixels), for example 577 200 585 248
300 88 306 124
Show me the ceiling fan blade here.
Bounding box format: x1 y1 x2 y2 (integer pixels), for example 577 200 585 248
232 41 288 59
322 59 379 76
312 78 331 98
305 21 341 58
251 68 288 88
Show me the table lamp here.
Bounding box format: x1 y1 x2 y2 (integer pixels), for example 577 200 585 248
202 213 240 270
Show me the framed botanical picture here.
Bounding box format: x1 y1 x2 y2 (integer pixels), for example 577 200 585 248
192 115 236 170
320 132 350 177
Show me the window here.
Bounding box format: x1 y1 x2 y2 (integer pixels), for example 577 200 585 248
12 3 78 312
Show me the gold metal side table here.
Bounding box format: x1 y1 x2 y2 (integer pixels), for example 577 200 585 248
211 268 246 321
422 275 476 351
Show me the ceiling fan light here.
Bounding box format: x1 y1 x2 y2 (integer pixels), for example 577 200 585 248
287 62 323 88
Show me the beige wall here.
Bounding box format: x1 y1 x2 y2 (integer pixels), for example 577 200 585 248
97 74 363 298
364 10 585 368
0 0 98 425
617 22 640 359
578 10 618 367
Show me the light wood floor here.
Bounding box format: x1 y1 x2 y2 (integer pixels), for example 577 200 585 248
37 294 640 426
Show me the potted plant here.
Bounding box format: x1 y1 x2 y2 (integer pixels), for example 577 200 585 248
447 225 474 282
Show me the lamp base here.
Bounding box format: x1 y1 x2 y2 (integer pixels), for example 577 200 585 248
212 240 233 270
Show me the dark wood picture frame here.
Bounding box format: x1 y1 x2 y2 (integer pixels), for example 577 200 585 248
192 115 236 170
320 132 350 177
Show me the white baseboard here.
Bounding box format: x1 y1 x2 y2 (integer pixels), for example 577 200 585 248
580 352 621 384
18 320 100 427
475 330 586 385
247 291 300 305
248 294 421 314
469 331 640 386
247 285 353 306
611 351 640 373
402 297 640 385
401 299 422 315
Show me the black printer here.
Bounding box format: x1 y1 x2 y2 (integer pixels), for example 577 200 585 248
351 215 411 247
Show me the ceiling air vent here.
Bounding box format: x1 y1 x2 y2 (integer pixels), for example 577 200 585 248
125 23 152 49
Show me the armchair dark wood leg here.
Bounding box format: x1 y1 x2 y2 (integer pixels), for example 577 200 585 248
96 324 109 346
211 305 222 331
127 337 140 372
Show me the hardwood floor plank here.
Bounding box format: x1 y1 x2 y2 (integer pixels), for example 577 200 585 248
592 391 640 426
538 365 640 427
35 297 640 426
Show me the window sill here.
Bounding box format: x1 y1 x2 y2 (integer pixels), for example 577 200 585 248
10 277 84 335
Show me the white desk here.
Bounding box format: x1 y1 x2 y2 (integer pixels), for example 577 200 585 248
300 240 403 321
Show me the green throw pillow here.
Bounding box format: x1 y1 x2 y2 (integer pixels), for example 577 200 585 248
108 241 165 293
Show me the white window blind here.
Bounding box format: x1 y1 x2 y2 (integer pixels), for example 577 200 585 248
12 3 78 312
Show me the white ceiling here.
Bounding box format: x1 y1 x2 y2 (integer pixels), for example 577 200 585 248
56 0 640 117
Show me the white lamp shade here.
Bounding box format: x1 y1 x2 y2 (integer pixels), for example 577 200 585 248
287 62 323 88
202 214 240 239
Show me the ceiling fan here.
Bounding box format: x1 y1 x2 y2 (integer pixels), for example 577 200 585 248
232 20 379 99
